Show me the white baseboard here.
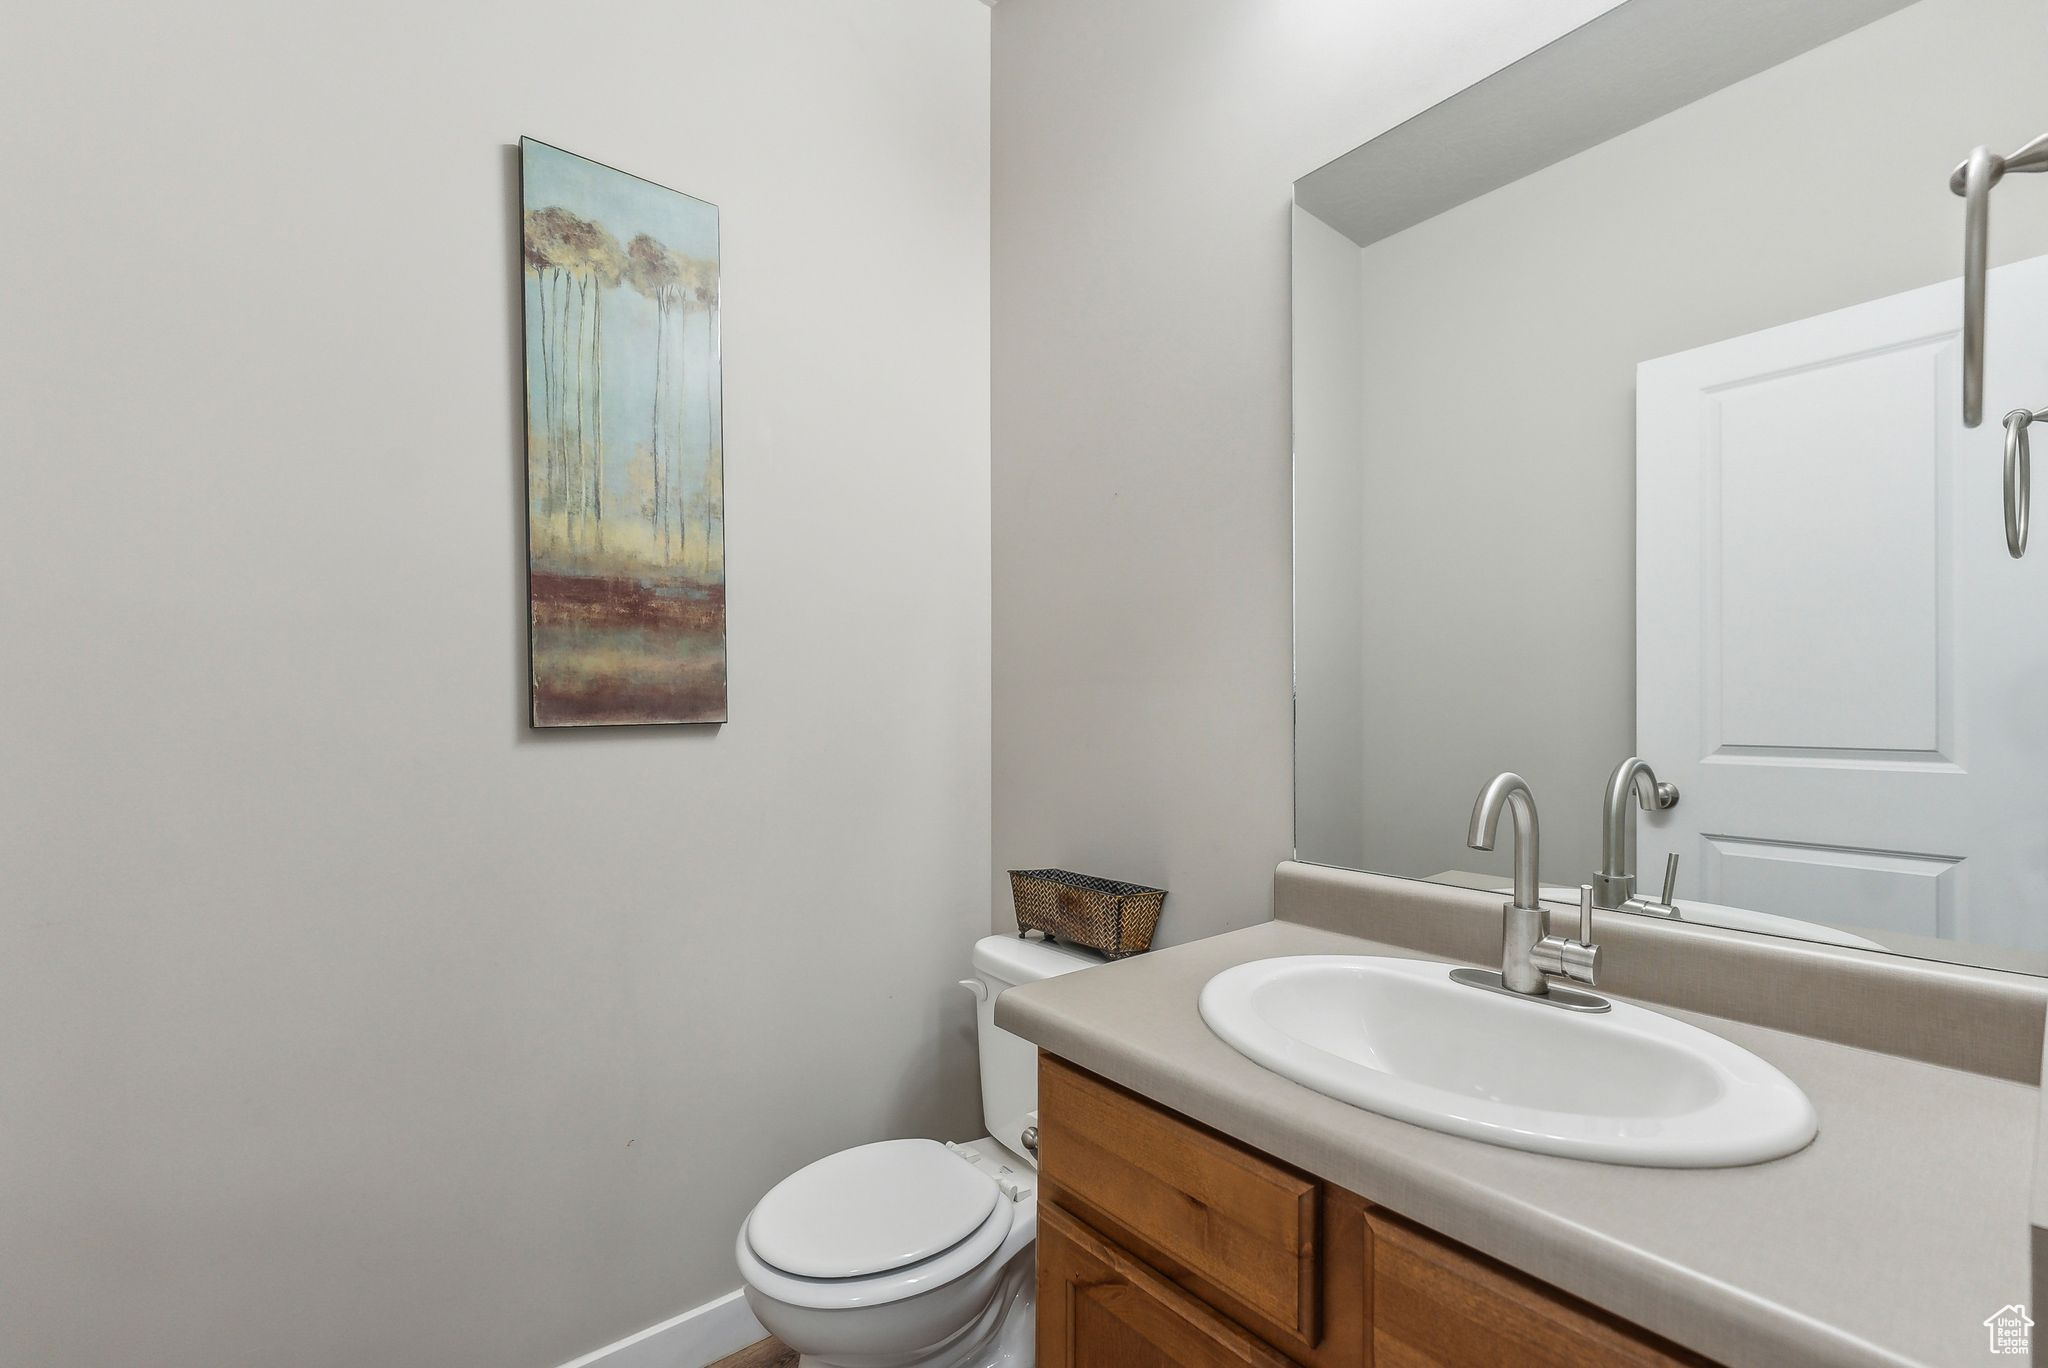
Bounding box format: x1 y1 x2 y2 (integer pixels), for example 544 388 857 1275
557 1288 769 1368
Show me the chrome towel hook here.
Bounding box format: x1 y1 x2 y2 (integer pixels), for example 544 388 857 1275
1950 133 2048 428
2006 408 2044 559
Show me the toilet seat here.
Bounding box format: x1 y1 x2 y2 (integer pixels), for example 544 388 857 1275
749 1139 1000 1279
733 939 1099 1368
737 1203 1015 1311
737 1143 1020 1311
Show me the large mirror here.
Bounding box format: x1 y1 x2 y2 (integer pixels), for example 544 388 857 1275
1292 0 2048 974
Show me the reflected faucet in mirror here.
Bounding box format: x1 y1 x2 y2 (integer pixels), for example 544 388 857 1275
1625 852 1684 922
1593 757 1679 914
1459 773 1606 1011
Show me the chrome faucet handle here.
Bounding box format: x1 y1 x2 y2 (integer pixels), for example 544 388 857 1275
1554 939 1600 985
1620 853 1683 920
1532 885 1601 987
1560 884 1600 985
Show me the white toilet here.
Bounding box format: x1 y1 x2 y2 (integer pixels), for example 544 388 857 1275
736 935 1098 1368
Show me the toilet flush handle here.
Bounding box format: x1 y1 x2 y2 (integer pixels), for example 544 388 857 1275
958 978 988 1002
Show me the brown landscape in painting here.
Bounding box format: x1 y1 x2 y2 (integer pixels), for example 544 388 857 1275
522 138 725 726
529 573 725 725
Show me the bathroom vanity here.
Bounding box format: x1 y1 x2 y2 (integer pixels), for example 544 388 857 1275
1035 1055 1705 1366
1190 2 2048 1352
1002 864 2044 1368
1008 5 2048 1363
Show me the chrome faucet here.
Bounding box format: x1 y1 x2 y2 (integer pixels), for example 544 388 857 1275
1455 772 1607 1011
1594 757 1679 912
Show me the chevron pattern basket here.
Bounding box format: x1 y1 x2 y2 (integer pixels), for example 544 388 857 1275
1007 868 1166 959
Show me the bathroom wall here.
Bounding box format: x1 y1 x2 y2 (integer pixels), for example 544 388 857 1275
1342 0 2048 888
0 3 987 1366
1290 206 1367 872
989 0 1625 943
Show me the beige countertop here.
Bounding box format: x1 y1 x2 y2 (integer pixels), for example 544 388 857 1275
998 918 2038 1368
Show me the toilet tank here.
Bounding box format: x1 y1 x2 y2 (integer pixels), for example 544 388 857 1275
967 935 1101 1165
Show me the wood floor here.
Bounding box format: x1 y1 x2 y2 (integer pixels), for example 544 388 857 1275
708 1336 798 1368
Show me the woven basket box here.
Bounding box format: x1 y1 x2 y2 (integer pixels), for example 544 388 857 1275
1007 869 1166 959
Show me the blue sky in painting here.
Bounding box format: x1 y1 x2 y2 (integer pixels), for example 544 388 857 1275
521 137 721 559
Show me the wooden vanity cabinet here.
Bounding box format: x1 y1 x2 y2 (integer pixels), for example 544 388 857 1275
1035 1056 1713 1368
1038 1203 1294 1368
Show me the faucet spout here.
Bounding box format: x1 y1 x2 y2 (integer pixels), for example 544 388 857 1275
1467 771 1540 911
1595 757 1677 909
1461 772 1604 1006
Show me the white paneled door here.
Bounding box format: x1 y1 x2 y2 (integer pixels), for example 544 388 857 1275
1637 255 2048 951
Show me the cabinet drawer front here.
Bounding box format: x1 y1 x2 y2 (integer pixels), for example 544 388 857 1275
1038 1056 1319 1346
1038 1200 1294 1368
1368 1211 1711 1368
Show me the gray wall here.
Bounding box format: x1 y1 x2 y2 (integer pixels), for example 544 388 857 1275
1290 206 1367 870
1326 0 2048 888
0 4 989 1366
991 0 1622 946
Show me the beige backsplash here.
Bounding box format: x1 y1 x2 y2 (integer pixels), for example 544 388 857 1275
1275 861 2048 1084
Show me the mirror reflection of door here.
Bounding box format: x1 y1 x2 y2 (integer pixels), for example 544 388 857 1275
1639 255 2048 957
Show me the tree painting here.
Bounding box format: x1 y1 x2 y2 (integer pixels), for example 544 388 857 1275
520 139 724 726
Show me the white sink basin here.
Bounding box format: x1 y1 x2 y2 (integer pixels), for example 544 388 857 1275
1199 955 1816 1167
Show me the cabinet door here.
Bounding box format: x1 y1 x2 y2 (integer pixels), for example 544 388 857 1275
1038 1055 1321 1349
1038 1201 1293 1368
1368 1210 1711 1368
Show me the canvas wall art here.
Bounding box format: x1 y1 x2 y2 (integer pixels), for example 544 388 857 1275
520 137 725 726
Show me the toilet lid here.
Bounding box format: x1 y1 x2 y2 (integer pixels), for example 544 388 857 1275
747 1139 1000 1279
